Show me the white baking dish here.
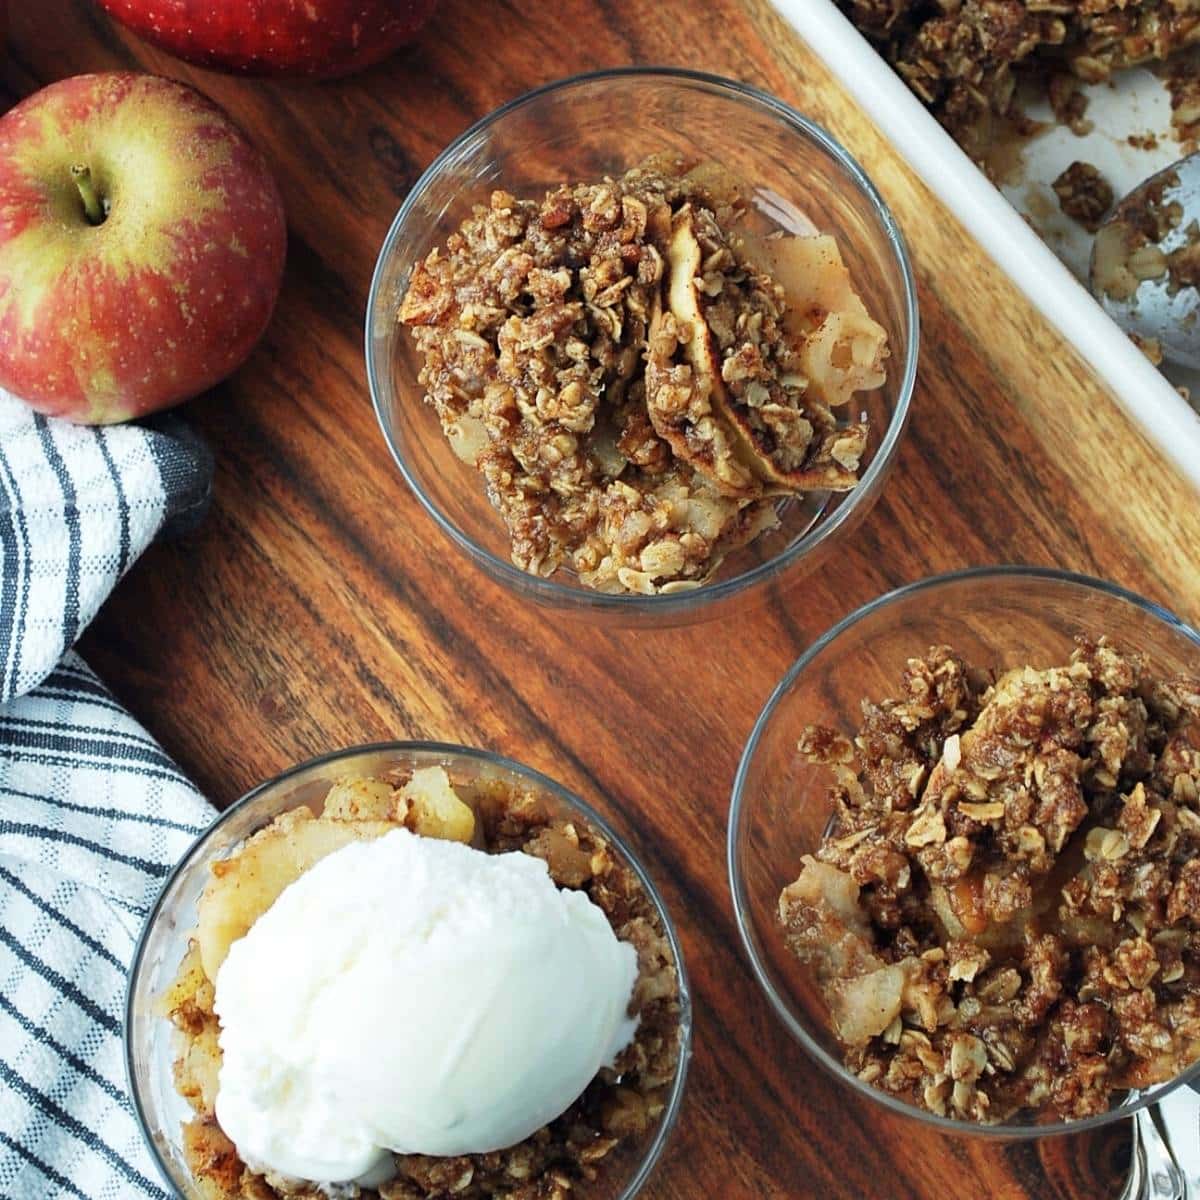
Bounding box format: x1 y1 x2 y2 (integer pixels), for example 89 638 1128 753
775 1 1200 490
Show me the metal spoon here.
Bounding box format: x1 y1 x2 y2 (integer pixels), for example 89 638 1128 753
1089 152 1200 369
1120 1084 1200 1200
1124 1103 1186 1200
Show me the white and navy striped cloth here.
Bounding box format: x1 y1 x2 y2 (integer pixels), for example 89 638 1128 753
0 391 216 1200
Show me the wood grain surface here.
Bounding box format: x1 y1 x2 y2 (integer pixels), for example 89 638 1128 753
6 2 1200 1198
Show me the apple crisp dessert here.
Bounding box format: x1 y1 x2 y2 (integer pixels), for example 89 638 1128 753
779 637 1200 1123
838 1 1200 164
163 770 683 1199
399 155 888 594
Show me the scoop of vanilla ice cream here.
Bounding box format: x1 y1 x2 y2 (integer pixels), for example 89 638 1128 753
213 827 640 1185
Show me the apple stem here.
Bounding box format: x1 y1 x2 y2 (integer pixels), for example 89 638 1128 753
70 164 107 226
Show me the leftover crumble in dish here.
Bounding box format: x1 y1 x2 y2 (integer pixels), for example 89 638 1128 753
779 637 1200 1123
399 155 888 595
837 1 1200 165
164 771 683 1199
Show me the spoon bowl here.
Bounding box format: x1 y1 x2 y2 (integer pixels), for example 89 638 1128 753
1090 151 1200 369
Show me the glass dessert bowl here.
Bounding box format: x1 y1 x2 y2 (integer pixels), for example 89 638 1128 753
127 743 692 1200
728 568 1200 1187
366 68 917 626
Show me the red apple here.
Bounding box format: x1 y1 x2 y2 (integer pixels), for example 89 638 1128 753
94 0 439 79
0 73 286 423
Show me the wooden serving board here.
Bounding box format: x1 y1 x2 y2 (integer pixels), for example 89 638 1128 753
6 2 1200 1197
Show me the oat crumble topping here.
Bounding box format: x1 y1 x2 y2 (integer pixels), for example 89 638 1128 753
1052 160 1114 233
779 637 1200 1123
399 156 888 595
837 2 1200 164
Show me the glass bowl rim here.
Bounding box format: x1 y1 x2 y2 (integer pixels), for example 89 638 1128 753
727 564 1200 1139
125 740 694 1198
365 64 920 615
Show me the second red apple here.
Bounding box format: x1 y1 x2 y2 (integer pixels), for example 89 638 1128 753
95 0 439 78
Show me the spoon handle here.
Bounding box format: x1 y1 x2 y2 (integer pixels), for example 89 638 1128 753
1122 1104 1187 1200
1156 1086 1200 1196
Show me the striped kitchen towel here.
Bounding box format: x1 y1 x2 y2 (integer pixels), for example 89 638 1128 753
0 392 213 705
0 390 216 1200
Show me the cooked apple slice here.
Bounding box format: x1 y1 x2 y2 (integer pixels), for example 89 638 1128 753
158 938 209 1020
829 962 908 1045
743 232 887 407
322 775 399 822
681 159 744 213
401 765 475 844
801 310 887 411
665 208 721 394
778 857 884 980
712 237 878 488
737 231 885 479
645 210 740 486
646 209 761 497
196 808 393 981
174 1021 221 1118
658 210 840 495
182 1120 243 1200
741 232 870 332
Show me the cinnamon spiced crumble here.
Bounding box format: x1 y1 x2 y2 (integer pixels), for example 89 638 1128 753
399 155 888 594
166 772 683 1199
779 638 1200 1123
838 1 1200 164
